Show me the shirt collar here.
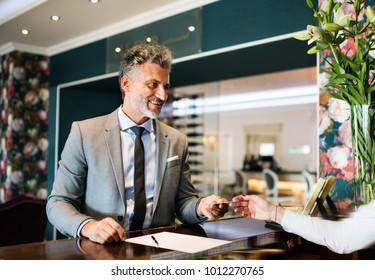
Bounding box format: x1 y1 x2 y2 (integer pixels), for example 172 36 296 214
117 106 153 133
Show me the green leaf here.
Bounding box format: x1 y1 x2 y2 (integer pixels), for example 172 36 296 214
347 60 360 73
348 86 366 103
329 92 346 101
336 73 359 81
307 46 319 54
327 0 333 15
360 65 367 87
306 0 314 9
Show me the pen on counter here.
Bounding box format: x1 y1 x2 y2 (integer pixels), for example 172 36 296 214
151 235 159 246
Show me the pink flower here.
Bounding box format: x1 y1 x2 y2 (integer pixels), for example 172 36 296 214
327 145 350 169
24 90 40 106
335 197 355 216
37 110 48 123
23 142 39 157
341 2 364 21
338 120 352 148
37 160 47 174
340 37 356 58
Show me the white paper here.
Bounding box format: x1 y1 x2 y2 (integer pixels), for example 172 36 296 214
125 231 232 254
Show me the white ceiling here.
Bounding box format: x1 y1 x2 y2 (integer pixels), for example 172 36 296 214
0 0 217 56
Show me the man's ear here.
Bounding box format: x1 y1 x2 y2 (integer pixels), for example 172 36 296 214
120 75 130 93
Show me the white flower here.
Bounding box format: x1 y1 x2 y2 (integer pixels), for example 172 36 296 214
333 7 351 27
327 146 350 169
29 78 39 88
11 118 24 132
6 166 12 177
319 72 330 89
39 60 49 71
328 98 350 123
13 67 26 81
39 88 49 102
26 178 37 188
319 106 331 135
11 170 24 184
9 62 13 75
7 113 13 126
37 188 48 199
2 87 6 99
38 138 49 152
27 128 38 138
1 138 5 151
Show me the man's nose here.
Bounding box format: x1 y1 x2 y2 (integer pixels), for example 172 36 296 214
156 86 168 101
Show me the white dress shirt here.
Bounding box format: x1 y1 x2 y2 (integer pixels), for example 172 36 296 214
281 199 375 254
118 107 156 231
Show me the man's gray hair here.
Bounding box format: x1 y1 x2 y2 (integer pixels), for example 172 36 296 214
118 43 173 98
119 43 173 78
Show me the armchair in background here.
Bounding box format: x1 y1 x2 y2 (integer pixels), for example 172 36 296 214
262 168 296 204
221 169 249 198
0 195 48 247
302 170 315 200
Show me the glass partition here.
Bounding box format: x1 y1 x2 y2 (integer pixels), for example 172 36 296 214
172 67 318 199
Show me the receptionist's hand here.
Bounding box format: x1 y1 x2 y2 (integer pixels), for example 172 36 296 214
230 195 284 222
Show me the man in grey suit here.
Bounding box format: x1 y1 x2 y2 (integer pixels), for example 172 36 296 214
47 43 229 244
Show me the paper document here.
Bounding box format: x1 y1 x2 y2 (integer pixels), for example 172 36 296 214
125 231 232 254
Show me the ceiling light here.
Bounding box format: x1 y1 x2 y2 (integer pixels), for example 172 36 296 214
21 29 29 35
114 47 121 53
146 37 152 43
51 15 60 21
188 26 195 32
89 0 100 3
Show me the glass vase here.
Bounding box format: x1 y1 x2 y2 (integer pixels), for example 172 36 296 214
351 104 375 205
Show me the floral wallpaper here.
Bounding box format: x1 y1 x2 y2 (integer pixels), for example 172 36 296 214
319 92 355 216
317 0 362 216
0 51 49 204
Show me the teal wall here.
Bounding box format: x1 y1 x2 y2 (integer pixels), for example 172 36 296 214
50 0 315 86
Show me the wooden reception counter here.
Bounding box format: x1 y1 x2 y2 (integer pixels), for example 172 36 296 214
0 217 370 260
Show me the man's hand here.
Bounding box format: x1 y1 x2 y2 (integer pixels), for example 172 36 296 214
197 194 229 220
80 217 126 244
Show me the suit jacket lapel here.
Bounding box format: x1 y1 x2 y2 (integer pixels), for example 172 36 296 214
104 109 126 204
153 120 169 214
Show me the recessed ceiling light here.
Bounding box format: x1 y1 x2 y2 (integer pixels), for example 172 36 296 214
114 47 121 53
51 15 60 21
89 0 100 3
188 26 196 32
21 29 29 35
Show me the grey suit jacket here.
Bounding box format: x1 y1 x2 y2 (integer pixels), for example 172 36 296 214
46 108 202 237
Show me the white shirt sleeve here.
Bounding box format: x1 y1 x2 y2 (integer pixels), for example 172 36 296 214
281 200 375 254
